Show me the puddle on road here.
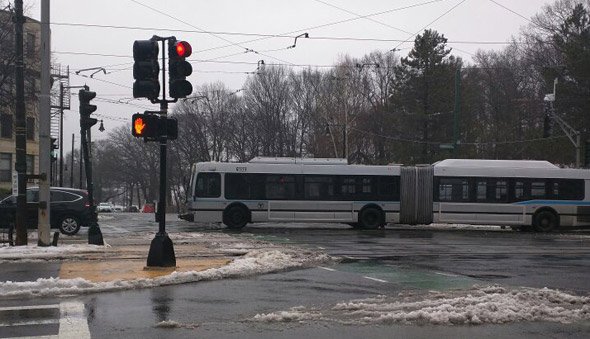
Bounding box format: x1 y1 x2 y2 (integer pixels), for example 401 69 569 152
336 261 478 291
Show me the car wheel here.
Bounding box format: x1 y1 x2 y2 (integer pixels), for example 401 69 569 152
359 207 383 230
223 205 249 229
59 215 81 235
533 210 559 233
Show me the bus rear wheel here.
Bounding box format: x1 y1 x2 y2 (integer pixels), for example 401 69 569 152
359 207 383 230
533 210 559 233
223 205 249 229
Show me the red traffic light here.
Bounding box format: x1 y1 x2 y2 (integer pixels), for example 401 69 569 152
174 41 192 58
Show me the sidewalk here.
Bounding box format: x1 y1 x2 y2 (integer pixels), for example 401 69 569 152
0 233 235 284
0 229 331 299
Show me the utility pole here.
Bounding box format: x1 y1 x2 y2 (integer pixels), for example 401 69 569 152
37 0 51 246
59 83 64 187
70 133 74 188
452 67 461 157
14 0 27 246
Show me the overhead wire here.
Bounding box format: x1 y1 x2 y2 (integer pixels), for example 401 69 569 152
50 22 517 45
349 126 569 146
391 0 470 52
312 0 475 57
127 0 295 66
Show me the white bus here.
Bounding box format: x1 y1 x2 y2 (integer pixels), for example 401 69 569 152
184 157 401 229
432 159 590 232
183 157 590 232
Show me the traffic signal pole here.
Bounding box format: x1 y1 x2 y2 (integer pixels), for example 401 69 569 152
146 38 175 268
133 35 191 267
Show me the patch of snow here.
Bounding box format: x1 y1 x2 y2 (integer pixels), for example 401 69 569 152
0 244 106 260
250 285 590 325
0 249 332 299
155 320 199 329
253 306 322 323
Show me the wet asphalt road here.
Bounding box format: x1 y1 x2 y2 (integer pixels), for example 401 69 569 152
3 213 590 338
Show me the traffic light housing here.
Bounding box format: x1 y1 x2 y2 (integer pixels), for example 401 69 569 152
168 39 193 99
132 113 160 140
133 39 160 101
131 113 178 141
79 88 98 130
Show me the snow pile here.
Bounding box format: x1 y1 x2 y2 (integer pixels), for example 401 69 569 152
0 249 332 299
0 244 106 261
253 306 322 323
252 285 590 325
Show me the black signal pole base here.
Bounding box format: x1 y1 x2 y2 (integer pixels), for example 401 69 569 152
146 233 176 268
88 223 104 246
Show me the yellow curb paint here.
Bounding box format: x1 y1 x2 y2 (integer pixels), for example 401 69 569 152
59 258 231 283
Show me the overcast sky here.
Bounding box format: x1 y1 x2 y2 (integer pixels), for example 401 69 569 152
26 0 554 152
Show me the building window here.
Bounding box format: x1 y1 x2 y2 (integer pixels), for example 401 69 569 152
26 117 35 140
27 33 35 57
26 155 34 175
1 114 13 138
0 153 12 182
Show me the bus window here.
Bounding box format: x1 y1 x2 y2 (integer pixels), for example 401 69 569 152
494 180 508 202
304 176 335 200
195 173 221 198
341 177 356 195
514 180 525 201
531 181 546 198
476 180 487 201
438 178 469 202
379 176 400 200
265 175 296 200
556 179 585 200
225 173 250 199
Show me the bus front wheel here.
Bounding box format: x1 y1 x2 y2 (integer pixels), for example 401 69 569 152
533 210 559 233
359 207 383 230
223 205 249 229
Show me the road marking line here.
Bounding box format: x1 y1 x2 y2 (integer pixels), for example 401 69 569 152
0 319 59 327
364 276 388 283
0 305 59 312
435 272 458 277
59 302 90 339
317 246 325 250
318 266 336 272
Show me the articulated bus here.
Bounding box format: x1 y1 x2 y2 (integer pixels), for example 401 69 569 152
183 157 590 232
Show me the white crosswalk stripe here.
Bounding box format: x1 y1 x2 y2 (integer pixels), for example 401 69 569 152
0 301 90 338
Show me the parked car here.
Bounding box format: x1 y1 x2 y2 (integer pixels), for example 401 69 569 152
126 205 139 213
0 187 95 235
112 205 124 212
96 202 114 213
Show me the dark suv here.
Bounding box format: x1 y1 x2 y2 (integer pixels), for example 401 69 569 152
0 187 95 235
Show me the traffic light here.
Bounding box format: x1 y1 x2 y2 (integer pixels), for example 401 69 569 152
132 113 160 140
168 39 193 98
79 88 98 130
50 137 58 150
131 113 178 141
133 39 160 100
